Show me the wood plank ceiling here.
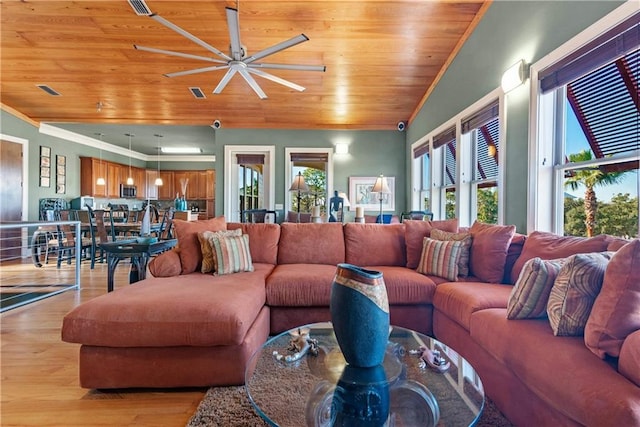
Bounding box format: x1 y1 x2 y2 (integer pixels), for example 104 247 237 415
1 1 489 131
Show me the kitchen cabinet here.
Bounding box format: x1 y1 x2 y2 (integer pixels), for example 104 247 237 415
158 171 174 200
80 157 108 197
173 171 203 199
145 170 159 200
107 163 123 197
205 170 215 199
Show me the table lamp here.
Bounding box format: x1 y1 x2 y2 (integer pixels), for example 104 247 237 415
371 175 390 224
289 172 309 222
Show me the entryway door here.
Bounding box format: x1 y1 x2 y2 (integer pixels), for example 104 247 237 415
0 139 24 262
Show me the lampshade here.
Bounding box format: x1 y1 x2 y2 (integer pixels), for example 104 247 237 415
338 191 350 207
289 171 309 192
372 175 390 194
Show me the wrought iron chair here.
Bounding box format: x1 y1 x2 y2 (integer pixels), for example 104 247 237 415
400 210 434 222
241 209 277 223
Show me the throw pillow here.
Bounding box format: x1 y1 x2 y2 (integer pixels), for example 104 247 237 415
416 237 463 281
404 219 459 269
209 233 254 275
510 231 610 284
198 229 242 273
430 229 472 276
585 239 640 359
469 221 516 283
507 257 565 320
547 252 613 336
173 217 227 274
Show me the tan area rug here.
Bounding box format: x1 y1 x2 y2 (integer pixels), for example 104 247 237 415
186 385 513 427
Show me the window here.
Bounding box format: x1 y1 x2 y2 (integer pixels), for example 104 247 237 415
411 91 503 226
237 154 264 216
285 148 334 219
534 10 639 237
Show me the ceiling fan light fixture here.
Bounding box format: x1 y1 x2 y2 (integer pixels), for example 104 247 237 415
161 147 202 154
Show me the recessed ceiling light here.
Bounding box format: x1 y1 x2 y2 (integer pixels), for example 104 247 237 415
160 147 202 154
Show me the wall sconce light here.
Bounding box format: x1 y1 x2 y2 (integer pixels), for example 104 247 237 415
335 143 349 155
501 59 528 93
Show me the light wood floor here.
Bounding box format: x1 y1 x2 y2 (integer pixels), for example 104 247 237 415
1 260 206 426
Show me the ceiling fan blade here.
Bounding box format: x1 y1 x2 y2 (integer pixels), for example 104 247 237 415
247 68 305 92
238 69 268 99
248 63 326 72
213 68 238 94
165 64 229 78
243 34 309 65
150 14 232 62
225 7 243 61
134 45 227 64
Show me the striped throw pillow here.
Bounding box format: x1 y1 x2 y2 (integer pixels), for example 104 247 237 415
209 234 254 276
198 229 242 273
507 257 565 319
547 252 613 336
431 229 472 276
416 237 463 281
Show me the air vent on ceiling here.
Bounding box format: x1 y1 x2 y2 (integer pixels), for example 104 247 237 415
127 0 152 16
189 87 206 99
36 85 61 96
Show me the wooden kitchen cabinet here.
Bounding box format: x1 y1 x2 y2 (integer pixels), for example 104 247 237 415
80 157 108 197
107 163 123 197
145 170 159 200
205 170 215 199
158 171 174 200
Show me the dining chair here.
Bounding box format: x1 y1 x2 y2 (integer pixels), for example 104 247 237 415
158 207 175 240
54 209 93 268
241 209 277 223
400 211 434 222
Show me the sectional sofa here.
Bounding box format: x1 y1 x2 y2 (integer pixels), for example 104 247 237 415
62 217 640 426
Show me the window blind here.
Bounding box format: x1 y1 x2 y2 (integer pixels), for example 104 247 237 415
236 154 265 165
433 126 456 149
290 152 329 162
539 12 639 93
413 142 430 159
461 99 499 134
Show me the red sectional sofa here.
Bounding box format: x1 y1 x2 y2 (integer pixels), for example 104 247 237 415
62 218 640 426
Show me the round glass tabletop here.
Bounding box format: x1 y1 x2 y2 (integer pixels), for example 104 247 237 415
245 322 484 426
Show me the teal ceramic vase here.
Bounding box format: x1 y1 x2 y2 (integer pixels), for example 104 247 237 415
330 263 389 368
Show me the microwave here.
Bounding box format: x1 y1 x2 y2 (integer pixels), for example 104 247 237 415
70 196 95 210
120 184 137 198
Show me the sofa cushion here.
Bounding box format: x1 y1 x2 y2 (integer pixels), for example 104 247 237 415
431 229 472 276
173 216 227 274
507 257 565 320
547 252 612 336
433 282 512 331
277 223 345 265
619 329 640 387
210 233 254 275
148 249 182 277
62 263 274 347
585 239 640 358
503 233 526 284
469 221 516 284
199 229 242 273
266 264 338 306
404 219 458 269
345 223 406 266
510 231 610 284
227 223 280 265
471 308 640 427
416 237 463 281
367 266 438 305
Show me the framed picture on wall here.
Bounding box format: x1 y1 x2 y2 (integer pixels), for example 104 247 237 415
39 146 51 187
56 155 66 194
349 176 395 211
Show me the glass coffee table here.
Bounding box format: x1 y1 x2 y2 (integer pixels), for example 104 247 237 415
246 322 484 426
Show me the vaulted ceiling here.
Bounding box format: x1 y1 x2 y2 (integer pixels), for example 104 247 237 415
1 0 489 136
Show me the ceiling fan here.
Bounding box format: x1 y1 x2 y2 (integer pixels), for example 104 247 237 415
128 0 326 99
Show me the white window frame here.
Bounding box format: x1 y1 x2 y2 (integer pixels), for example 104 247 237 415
410 89 505 226
528 1 639 234
224 145 275 222
284 147 334 214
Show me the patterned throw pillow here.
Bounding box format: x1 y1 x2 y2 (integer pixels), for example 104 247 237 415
430 229 472 276
209 234 254 276
507 257 565 319
547 252 613 336
198 229 242 273
416 237 464 281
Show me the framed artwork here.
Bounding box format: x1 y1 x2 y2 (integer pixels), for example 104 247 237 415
56 155 66 194
349 176 396 211
39 146 51 187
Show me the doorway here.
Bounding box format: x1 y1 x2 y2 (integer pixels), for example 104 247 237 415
0 138 26 262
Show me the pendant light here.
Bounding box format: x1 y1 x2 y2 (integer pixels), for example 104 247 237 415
94 132 106 186
125 133 134 185
154 134 163 186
